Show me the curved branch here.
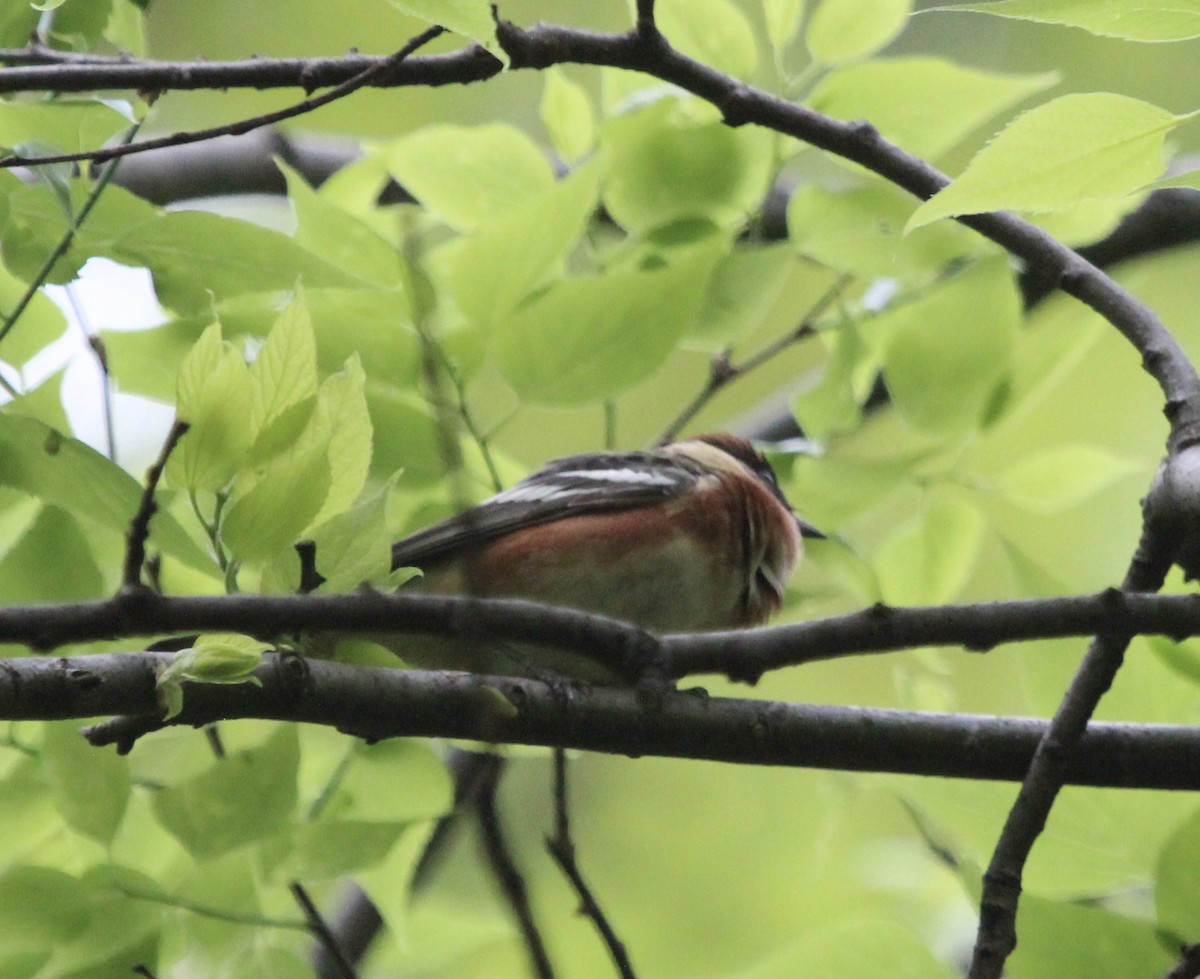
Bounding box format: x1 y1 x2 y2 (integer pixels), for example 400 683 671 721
0 651 1187 788
5 589 1200 680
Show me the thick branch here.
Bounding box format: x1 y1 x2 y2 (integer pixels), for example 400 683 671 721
0 651 1185 788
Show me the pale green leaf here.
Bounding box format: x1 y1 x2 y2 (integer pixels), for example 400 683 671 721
908 94 1189 230
0 412 213 573
1010 891 1172 977
309 355 373 526
112 210 362 312
806 0 912 63
809 57 1057 159
159 633 270 685
308 475 398 592
689 242 798 347
788 182 980 279
934 0 1200 42
995 445 1142 512
0 866 91 951
540 68 595 163
263 820 407 880
1157 804 1200 936
0 505 102 603
764 0 806 52
0 101 129 155
1148 167 1200 191
248 296 320 454
0 261 67 371
281 161 403 288
387 0 499 52
875 496 985 605
792 320 868 439
221 443 332 562
385 124 555 232
169 322 254 492
41 721 130 846
880 259 1020 434
496 240 723 404
603 98 774 234
1148 636 1200 687
151 726 298 860
658 0 758 78
443 162 601 332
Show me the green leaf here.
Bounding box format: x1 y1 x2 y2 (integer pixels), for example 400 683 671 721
112 210 362 312
161 633 270 684
247 296 320 456
151 725 299 860
788 182 980 279
101 317 206 403
281 161 403 288
0 101 130 155
0 262 67 371
792 319 868 439
336 739 453 822
603 98 774 234
157 636 267 720
908 94 1191 230
309 355 373 526
763 0 806 53
41 721 130 845
1010 890 1172 977
168 322 254 492
540 68 596 164
220 443 332 562
0 504 103 602
0 866 91 953
688 242 799 348
386 0 499 52
443 162 602 333
806 0 912 63
1148 636 1200 687
994 445 1142 512
658 0 758 78
496 240 723 404
385 124 555 232
875 496 985 605
809 57 1057 160
933 0 1200 42
1158 804 1200 937
880 259 1020 434
308 476 397 593
263 820 407 880
736 916 952 978
0 412 213 573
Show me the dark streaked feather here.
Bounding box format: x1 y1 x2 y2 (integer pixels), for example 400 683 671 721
391 449 710 571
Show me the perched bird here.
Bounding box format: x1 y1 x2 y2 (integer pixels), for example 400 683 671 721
389 434 818 680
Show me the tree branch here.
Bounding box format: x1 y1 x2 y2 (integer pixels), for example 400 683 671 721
0 651 1179 788
6 589 1200 681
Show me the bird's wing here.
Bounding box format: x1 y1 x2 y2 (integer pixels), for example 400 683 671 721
391 450 707 570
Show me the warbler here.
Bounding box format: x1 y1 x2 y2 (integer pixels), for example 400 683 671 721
388 434 815 679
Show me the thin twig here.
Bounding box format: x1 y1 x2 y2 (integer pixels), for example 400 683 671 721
63 285 116 462
121 419 190 591
656 274 850 445
0 27 447 172
0 119 142 351
290 883 359 979
546 750 637 979
475 759 556 979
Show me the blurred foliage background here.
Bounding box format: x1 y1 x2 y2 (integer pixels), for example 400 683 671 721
0 1 1199 977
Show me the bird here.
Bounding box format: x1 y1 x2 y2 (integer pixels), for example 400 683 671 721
388 433 818 680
